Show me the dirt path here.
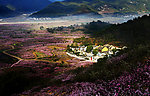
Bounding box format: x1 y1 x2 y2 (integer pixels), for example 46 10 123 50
2 45 54 68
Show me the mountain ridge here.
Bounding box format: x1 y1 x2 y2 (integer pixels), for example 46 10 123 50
31 0 150 17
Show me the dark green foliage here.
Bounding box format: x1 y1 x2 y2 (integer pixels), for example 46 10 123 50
46 28 54 33
74 52 80 56
92 49 98 56
86 45 93 53
73 36 86 43
86 15 150 46
46 27 64 33
40 26 44 30
67 45 73 52
85 20 110 35
70 43 78 48
115 15 150 46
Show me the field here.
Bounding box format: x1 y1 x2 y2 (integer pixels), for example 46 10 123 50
0 23 91 74
0 20 149 96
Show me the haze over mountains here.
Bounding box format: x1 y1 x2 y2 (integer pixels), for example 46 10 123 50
31 0 150 17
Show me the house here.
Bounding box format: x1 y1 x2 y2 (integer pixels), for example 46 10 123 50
103 44 111 47
79 46 87 52
109 45 116 50
86 53 93 57
94 45 102 49
101 47 109 52
79 51 87 56
92 45 97 49
98 46 109 52
108 51 113 55
67 43 124 62
97 52 106 57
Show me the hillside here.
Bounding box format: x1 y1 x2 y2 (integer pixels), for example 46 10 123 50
85 14 150 46
71 14 150 88
31 1 97 17
31 0 150 17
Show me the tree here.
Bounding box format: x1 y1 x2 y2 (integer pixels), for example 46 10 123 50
92 49 98 56
46 28 54 33
86 45 93 53
67 45 70 49
40 26 44 30
74 42 78 48
71 43 74 48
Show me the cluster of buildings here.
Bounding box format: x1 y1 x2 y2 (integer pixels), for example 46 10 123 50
67 44 127 62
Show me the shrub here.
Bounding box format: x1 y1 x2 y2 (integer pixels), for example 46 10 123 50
92 49 98 56
86 45 93 53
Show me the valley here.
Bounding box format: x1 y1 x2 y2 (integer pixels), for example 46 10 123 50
0 15 149 95
0 0 150 94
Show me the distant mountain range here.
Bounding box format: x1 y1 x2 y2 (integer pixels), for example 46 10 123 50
31 0 150 17
0 0 51 17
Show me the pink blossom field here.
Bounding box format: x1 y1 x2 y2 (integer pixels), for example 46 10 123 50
0 23 149 96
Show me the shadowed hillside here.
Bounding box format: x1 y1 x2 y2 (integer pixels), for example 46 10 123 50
73 14 150 82
86 15 150 46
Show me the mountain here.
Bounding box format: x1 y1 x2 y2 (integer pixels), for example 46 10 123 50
0 0 52 12
31 1 97 17
31 0 150 17
0 5 17 18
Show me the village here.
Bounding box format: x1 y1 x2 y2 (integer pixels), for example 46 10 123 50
67 44 127 62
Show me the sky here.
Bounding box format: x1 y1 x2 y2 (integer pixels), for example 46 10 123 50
49 0 64 2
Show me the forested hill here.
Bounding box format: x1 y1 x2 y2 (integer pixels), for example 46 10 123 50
85 15 150 46
31 0 150 17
